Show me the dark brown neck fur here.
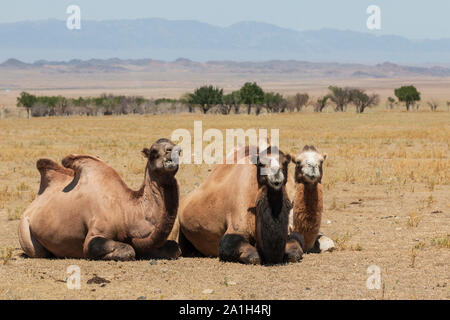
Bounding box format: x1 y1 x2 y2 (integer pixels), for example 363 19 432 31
255 185 290 264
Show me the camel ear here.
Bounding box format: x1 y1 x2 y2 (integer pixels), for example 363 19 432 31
141 148 151 159
323 153 328 161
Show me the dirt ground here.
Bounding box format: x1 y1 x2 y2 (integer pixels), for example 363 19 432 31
0 111 449 299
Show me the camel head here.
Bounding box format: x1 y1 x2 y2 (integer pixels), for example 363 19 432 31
292 145 327 185
142 138 181 176
254 146 291 191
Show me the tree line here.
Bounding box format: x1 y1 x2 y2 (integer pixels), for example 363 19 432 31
16 83 443 118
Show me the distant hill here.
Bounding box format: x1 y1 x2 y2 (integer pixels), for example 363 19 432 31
1 58 449 78
0 18 449 64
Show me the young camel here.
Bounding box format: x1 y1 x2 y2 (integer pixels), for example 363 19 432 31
288 145 334 253
18 138 181 261
173 145 304 265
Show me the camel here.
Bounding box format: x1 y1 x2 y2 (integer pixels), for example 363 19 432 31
171 145 304 265
18 138 181 261
288 145 334 253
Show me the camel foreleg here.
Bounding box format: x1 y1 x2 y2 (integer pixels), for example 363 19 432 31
138 240 181 260
84 236 136 261
284 231 304 263
219 234 261 265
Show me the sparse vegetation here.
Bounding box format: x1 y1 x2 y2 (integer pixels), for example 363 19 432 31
313 96 330 112
430 235 450 249
386 97 397 109
427 100 439 111
0 106 448 299
1 247 14 265
350 89 379 113
327 86 353 112
407 212 423 228
290 93 309 112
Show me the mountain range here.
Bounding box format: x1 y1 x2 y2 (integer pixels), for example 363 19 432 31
1 18 450 64
1 58 449 79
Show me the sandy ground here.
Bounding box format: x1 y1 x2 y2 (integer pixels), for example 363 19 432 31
0 111 449 300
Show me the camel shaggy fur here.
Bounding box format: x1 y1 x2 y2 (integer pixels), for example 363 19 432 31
172 145 304 265
18 138 181 260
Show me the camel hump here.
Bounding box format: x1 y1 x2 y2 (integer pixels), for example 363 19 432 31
36 159 74 195
36 159 74 177
61 154 101 170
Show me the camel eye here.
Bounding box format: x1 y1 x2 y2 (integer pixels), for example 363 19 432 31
149 148 159 160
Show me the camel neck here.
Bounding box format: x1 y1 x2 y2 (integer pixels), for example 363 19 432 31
141 165 178 207
131 164 179 255
255 186 289 264
266 187 284 217
294 182 322 214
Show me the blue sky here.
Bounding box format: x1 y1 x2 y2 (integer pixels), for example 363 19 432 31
1 0 449 39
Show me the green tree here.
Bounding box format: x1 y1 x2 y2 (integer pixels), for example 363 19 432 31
239 82 264 115
350 89 380 113
16 92 37 118
179 92 195 113
394 85 421 111
263 92 285 114
313 96 329 112
190 85 223 114
222 90 241 114
386 97 397 109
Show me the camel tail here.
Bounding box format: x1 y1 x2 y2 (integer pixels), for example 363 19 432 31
168 216 180 242
36 159 74 195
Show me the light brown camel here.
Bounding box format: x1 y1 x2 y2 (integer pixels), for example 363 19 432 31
171 145 304 265
18 138 181 261
288 145 334 253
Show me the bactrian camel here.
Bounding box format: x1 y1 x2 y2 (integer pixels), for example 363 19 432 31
288 145 334 253
171 145 304 265
18 138 181 261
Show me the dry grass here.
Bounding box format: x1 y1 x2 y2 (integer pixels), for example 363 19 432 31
430 235 450 249
407 212 424 228
0 110 449 299
0 247 14 265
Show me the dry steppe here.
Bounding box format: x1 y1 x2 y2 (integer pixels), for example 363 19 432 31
0 110 448 299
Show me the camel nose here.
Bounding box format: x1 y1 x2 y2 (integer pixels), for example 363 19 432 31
169 145 181 164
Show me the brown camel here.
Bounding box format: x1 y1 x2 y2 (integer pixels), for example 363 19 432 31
289 145 334 253
172 145 304 265
18 138 181 261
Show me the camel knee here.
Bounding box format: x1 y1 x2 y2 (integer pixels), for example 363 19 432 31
219 234 260 265
176 227 204 257
285 231 304 263
314 234 335 253
141 240 181 260
85 237 136 261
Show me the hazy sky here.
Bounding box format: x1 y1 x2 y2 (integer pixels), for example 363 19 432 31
1 0 449 39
